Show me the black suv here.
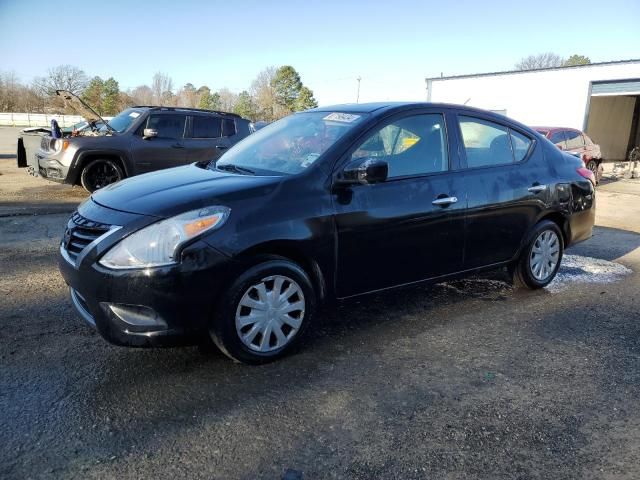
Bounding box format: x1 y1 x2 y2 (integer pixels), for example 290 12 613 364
17 90 252 192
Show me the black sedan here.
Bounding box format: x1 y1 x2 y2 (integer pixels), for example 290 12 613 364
58 102 596 363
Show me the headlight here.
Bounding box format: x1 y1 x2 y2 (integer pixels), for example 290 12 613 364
54 138 69 152
99 206 230 269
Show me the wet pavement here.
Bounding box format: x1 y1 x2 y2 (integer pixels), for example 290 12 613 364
1 149 640 479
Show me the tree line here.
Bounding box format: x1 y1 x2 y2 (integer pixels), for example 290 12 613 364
0 64 318 122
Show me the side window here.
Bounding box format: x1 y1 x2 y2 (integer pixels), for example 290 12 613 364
510 130 532 162
222 118 236 137
192 116 222 138
146 114 186 139
459 116 512 167
549 131 566 147
351 114 448 178
565 130 583 149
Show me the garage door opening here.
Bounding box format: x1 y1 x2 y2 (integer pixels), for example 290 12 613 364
585 79 640 162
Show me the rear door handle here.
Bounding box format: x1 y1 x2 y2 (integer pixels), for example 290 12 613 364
528 184 547 193
432 196 458 206
216 145 228 150
171 143 185 149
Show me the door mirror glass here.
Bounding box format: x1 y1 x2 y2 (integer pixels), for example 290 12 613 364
143 128 158 140
338 157 388 185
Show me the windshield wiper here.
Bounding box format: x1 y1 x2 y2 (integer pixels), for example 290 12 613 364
216 163 255 175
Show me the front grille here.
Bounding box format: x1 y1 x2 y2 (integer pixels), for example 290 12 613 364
62 212 112 262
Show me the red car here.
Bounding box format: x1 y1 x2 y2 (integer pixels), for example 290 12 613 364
533 127 603 183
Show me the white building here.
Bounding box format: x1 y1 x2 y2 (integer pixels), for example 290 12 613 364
426 59 640 161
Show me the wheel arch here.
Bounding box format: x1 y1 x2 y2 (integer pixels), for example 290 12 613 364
535 211 570 247
234 241 329 302
70 150 130 185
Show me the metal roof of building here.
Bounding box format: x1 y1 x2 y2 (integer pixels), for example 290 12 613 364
426 59 640 82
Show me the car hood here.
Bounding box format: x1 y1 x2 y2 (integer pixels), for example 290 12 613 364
91 164 283 218
56 90 111 131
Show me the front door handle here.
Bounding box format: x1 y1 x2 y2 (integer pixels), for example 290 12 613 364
171 143 185 149
528 184 547 193
432 196 458 206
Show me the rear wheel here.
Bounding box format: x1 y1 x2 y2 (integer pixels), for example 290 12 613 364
210 258 316 364
513 220 564 289
80 159 124 192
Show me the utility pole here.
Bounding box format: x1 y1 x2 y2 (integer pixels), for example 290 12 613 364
356 76 361 104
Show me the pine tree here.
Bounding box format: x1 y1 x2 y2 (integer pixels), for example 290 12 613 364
233 90 257 119
272 66 303 112
295 86 318 111
102 78 120 115
82 76 104 114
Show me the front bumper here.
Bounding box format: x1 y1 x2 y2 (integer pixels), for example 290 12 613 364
59 241 235 347
58 202 237 347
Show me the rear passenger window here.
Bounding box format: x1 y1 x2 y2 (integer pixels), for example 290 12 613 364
352 114 448 178
192 116 221 138
222 118 236 137
459 116 532 167
510 130 532 162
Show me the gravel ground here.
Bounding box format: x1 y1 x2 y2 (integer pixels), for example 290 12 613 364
1 128 640 479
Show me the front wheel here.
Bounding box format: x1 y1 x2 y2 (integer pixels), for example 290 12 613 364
586 159 600 184
210 258 316 364
80 159 124 192
512 220 564 289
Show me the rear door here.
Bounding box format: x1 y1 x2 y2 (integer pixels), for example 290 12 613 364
183 115 231 163
130 113 187 174
454 113 542 269
333 109 466 297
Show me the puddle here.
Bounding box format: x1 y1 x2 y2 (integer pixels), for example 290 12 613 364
546 254 632 292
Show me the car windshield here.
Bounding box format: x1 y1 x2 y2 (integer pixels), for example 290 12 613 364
101 108 144 133
214 111 367 175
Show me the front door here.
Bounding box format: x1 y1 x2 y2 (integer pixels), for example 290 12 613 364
333 111 466 298
130 113 187 174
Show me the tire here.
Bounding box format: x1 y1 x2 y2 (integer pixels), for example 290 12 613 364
210 258 316 364
586 159 600 184
512 220 564 289
80 159 124 192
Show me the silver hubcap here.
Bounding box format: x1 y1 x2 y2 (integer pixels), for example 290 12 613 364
235 275 305 352
529 230 560 281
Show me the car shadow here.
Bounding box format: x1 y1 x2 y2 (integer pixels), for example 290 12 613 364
568 225 640 261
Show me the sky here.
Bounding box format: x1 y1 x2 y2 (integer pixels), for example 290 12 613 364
0 0 638 106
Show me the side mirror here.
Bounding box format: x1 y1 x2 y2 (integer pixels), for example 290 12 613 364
143 128 158 140
337 157 388 185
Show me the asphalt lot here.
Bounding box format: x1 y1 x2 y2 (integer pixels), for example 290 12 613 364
1 127 640 479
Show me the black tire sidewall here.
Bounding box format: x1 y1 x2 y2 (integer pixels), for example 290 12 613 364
210 259 316 364
517 220 564 289
80 159 124 192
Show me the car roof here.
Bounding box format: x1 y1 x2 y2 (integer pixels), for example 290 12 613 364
533 126 583 134
309 102 535 133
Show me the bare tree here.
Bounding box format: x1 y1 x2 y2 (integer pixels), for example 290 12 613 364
151 72 174 105
515 53 565 71
130 85 153 105
251 66 278 121
515 53 565 70
32 65 88 96
217 87 238 112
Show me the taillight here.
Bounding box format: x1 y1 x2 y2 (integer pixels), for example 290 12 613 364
577 167 595 185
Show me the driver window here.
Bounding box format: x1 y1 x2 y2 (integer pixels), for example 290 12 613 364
352 114 448 178
145 114 186 139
